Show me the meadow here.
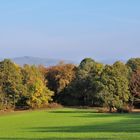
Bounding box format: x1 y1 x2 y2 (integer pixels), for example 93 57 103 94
0 108 140 140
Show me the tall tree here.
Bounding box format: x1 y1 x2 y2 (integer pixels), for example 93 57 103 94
0 59 24 109
98 61 131 112
22 65 54 108
45 63 76 101
68 58 104 106
127 58 140 72
130 69 140 106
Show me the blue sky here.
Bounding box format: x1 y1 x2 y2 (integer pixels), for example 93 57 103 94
0 0 140 62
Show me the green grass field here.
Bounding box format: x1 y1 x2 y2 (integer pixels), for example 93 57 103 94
0 108 140 140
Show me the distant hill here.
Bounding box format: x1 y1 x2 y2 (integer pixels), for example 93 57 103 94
0 56 127 66
1 56 74 67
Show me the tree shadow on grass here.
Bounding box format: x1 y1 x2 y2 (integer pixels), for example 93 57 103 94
27 118 140 133
49 110 96 114
0 138 115 140
74 112 140 119
49 109 140 119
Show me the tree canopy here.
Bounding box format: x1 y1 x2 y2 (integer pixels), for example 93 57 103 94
0 57 140 112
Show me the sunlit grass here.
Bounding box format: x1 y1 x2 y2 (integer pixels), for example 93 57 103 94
0 108 140 140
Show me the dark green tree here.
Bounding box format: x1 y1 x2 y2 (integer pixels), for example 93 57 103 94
68 58 103 106
127 58 140 72
98 61 131 112
0 59 24 109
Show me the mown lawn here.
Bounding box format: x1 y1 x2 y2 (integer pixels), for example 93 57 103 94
0 108 140 140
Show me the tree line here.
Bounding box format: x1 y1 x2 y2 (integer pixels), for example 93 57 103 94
0 58 140 112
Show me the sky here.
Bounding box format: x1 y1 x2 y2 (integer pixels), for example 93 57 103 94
0 0 140 62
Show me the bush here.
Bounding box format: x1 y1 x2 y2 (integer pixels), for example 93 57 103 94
97 108 109 113
117 105 132 113
47 103 63 109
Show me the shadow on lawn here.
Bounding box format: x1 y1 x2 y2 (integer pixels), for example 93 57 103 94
0 138 115 140
74 112 140 119
27 117 140 133
23 109 140 134
27 121 140 133
49 109 140 119
49 110 96 114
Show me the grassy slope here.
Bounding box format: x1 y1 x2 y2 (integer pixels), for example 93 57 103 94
0 108 140 140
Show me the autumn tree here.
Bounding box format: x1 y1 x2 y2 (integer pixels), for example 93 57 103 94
0 59 24 109
126 58 140 105
22 65 54 108
0 86 5 109
45 63 76 101
130 69 140 106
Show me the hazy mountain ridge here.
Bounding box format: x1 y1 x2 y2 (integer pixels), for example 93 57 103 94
0 56 127 66
0 56 74 67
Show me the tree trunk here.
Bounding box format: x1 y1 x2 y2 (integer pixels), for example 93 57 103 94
109 106 112 113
